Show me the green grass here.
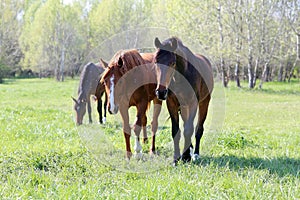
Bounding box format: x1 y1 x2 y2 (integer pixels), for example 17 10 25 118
0 78 299 199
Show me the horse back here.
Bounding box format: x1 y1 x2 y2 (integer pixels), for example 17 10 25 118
140 52 154 64
79 62 103 98
140 52 157 101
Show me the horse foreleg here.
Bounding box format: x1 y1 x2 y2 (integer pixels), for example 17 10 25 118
167 98 181 164
103 91 108 123
97 98 103 124
120 106 132 159
150 100 162 154
142 114 148 143
87 99 92 124
181 105 197 163
194 96 210 160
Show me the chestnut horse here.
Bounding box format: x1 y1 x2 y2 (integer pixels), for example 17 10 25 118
100 49 162 158
154 37 214 164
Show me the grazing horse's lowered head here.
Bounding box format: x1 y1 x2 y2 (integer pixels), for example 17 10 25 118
154 37 178 100
72 61 108 125
72 96 87 125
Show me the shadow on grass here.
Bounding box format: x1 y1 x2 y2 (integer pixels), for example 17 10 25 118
198 155 300 178
257 88 300 96
0 78 17 85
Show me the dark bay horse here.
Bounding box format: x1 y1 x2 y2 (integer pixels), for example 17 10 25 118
154 37 214 164
72 61 108 125
100 49 162 158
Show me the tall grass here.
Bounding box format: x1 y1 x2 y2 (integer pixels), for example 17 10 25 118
0 78 299 199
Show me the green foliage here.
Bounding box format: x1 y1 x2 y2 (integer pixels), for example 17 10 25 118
19 0 88 79
88 0 153 48
1 0 300 84
0 0 24 71
0 78 299 198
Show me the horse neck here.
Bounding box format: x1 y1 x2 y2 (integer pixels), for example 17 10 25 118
175 49 188 75
175 44 197 75
78 91 88 101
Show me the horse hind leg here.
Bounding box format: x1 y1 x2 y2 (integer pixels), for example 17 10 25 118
133 104 148 158
193 96 210 161
142 115 148 144
103 91 108 123
133 118 143 155
119 107 132 159
97 98 103 124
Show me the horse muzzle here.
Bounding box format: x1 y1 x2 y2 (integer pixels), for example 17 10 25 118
156 89 168 100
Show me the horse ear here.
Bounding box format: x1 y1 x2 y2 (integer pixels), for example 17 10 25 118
117 56 123 67
72 97 78 104
154 37 162 48
100 58 108 68
169 38 178 52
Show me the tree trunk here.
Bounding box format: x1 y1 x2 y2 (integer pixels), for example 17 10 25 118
259 62 269 88
55 66 60 81
221 59 227 87
60 45 65 82
278 61 284 81
248 61 255 88
253 58 259 87
235 62 241 87
288 34 300 82
245 0 254 88
218 0 228 87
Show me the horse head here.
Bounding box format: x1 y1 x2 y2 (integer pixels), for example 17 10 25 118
101 49 148 114
72 96 87 125
100 59 121 114
154 37 178 100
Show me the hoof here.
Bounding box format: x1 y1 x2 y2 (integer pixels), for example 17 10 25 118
134 152 143 160
149 150 157 155
181 154 191 163
126 151 132 159
143 137 148 144
192 154 200 162
172 157 181 166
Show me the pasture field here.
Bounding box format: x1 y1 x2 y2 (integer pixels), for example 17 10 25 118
0 78 299 199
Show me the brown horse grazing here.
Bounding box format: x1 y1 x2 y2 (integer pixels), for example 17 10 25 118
100 49 162 158
72 61 108 125
154 37 214 164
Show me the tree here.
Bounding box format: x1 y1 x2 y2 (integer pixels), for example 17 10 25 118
217 0 228 87
20 0 88 81
0 0 24 80
286 0 300 82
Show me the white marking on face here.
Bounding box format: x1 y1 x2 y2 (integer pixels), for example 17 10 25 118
109 75 116 114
